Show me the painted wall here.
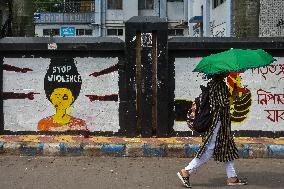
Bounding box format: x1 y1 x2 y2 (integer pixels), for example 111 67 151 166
259 0 284 37
3 57 119 132
174 57 284 132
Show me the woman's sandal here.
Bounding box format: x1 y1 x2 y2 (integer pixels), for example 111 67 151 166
177 171 192 188
227 177 248 186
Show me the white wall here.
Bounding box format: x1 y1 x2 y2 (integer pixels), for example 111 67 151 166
188 0 231 37
167 1 185 21
138 0 159 16
104 0 138 39
188 0 204 37
3 57 119 132
210 1 227 37
106 0 138 22
174 57 284 132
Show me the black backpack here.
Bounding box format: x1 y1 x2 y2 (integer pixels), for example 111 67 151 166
187 85 213 133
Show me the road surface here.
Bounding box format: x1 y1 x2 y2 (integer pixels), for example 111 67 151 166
0 156 283 189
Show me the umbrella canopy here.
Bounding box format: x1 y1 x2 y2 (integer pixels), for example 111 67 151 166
193 49 275 75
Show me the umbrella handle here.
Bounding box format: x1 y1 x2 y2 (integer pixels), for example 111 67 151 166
231 83 238 99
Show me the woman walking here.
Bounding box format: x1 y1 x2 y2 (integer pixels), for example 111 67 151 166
177 74 248 188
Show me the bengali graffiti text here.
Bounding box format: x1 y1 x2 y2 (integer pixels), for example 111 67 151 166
257 89 284 105
264 109 284 123
251 64 284 80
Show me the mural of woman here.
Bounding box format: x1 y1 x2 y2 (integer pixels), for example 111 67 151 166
38 58 87 131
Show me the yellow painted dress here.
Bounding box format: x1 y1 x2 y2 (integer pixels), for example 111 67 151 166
38 116 87 131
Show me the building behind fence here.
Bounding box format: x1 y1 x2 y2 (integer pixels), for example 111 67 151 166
1 0 283 39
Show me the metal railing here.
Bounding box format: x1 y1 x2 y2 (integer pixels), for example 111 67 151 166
34 12 95 24
34 1 95 13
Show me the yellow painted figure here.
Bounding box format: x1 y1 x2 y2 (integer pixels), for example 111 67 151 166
227 72 252 123
38 58 86 131
38 87 86 131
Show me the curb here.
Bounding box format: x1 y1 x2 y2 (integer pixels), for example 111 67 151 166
0 141 284 158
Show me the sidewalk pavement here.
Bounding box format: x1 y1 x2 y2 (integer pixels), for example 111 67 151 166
0 135 284 158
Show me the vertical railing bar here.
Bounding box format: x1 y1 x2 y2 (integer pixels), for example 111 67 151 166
152 31 158 133
136 31 142 133
0 56 3 134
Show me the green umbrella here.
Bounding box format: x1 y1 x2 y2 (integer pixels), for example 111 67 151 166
193 49 275 75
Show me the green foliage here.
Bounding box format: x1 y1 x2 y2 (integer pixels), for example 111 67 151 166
34 0 64 12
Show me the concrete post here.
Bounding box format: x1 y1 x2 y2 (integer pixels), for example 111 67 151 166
159 0 167 18
203 0 211 37
187 0 194 36
184 0 188 24
124 16 170 137
95 0 102 37
233 0 260 37
226 0 232 37
101 0 106 37
0 56 3 134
